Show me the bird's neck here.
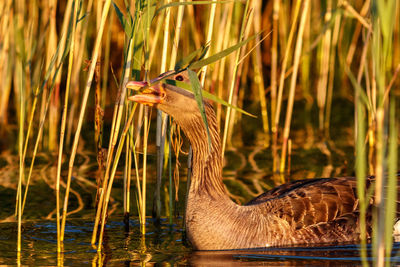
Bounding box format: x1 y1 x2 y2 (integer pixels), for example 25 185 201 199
180 105 227 199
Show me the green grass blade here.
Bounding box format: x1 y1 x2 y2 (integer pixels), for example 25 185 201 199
174 45 209 71
189 32 262 69
164 78 256 117
188 69 212 151
112 2 133 37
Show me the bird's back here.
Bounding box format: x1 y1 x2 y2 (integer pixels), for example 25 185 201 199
244 175 399 245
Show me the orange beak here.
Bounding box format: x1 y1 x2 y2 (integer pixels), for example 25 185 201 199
126 81 165 105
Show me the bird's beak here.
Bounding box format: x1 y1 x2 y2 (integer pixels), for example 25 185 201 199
126 80 165 106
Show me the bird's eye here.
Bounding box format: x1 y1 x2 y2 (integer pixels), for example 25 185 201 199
175 75 184 81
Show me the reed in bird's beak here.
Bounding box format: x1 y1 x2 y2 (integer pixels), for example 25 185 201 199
126 71 175 105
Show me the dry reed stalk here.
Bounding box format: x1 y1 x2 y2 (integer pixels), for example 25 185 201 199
14 1 26 253
270 0 280 135
16 34 24 254
161 1 171 73
216 3 234 128
62 0 112 242
50 0 62 151
277 1 288 57
253 0 269 147
221 0 250 157
169 0 185 70
45 0 59 151
55 0 78 252
279 0 309 173
14 0 28 252
141 106 150 234
209 5 226 128
316 0 332 131
324 13 341 136
20 0 75 219
149 14 165 66
156 0 185 221
272 0 301 172
0 0 12 126
153 0 171 222
66 0 95 146
342 0 371 67
98 104 137 251
92 37 134 246
102 11 114 110
200 0 217 86
225 7 253 148
123 137 132 230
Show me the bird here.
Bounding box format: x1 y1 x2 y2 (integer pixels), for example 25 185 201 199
126 70 399 250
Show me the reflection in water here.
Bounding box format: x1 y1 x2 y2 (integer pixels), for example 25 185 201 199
1 217 400 266
189 244 400 266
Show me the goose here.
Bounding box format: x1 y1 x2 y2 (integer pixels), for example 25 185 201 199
126 70 399 250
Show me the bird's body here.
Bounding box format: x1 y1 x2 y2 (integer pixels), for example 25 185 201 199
127 70 398 250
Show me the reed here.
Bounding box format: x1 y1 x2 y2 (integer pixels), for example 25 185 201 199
55 0 78 252
63 0 111 244
221 0 251 157
272 0 301 172
279 0 309 173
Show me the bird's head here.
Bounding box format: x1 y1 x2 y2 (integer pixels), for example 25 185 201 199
126 70 212 124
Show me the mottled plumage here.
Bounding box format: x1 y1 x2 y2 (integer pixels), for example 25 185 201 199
127 70 398 250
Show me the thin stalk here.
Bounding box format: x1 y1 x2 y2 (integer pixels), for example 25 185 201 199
221 0 250 156
272 0 301 172
200 0 217 86
92 37 134 245
66 0 94 147
154 0 171 222
123 123 131 231
225 8 253 147
45 0 58 151
141 106 150 234
253 0 269 146
343 0 371 67
62 0 112 242
316 0 332 131
169 0 185 70
324 13 341 136
55 0 78 252
270 0 280 137
0 0 12 126
279 0 309 173
168 127 173 224
385 99 397 260
98 105 137 251
16 39 24 254
216 3 234 128
354 71 368 266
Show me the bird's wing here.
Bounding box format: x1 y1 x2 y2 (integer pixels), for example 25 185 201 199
246 178 361 229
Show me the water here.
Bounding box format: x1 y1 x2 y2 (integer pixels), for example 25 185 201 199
3 217 400 266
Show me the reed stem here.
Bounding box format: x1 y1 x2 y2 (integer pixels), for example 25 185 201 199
62 0 112 242
55 0 78 252
279 0 309 173
221 0 250 157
